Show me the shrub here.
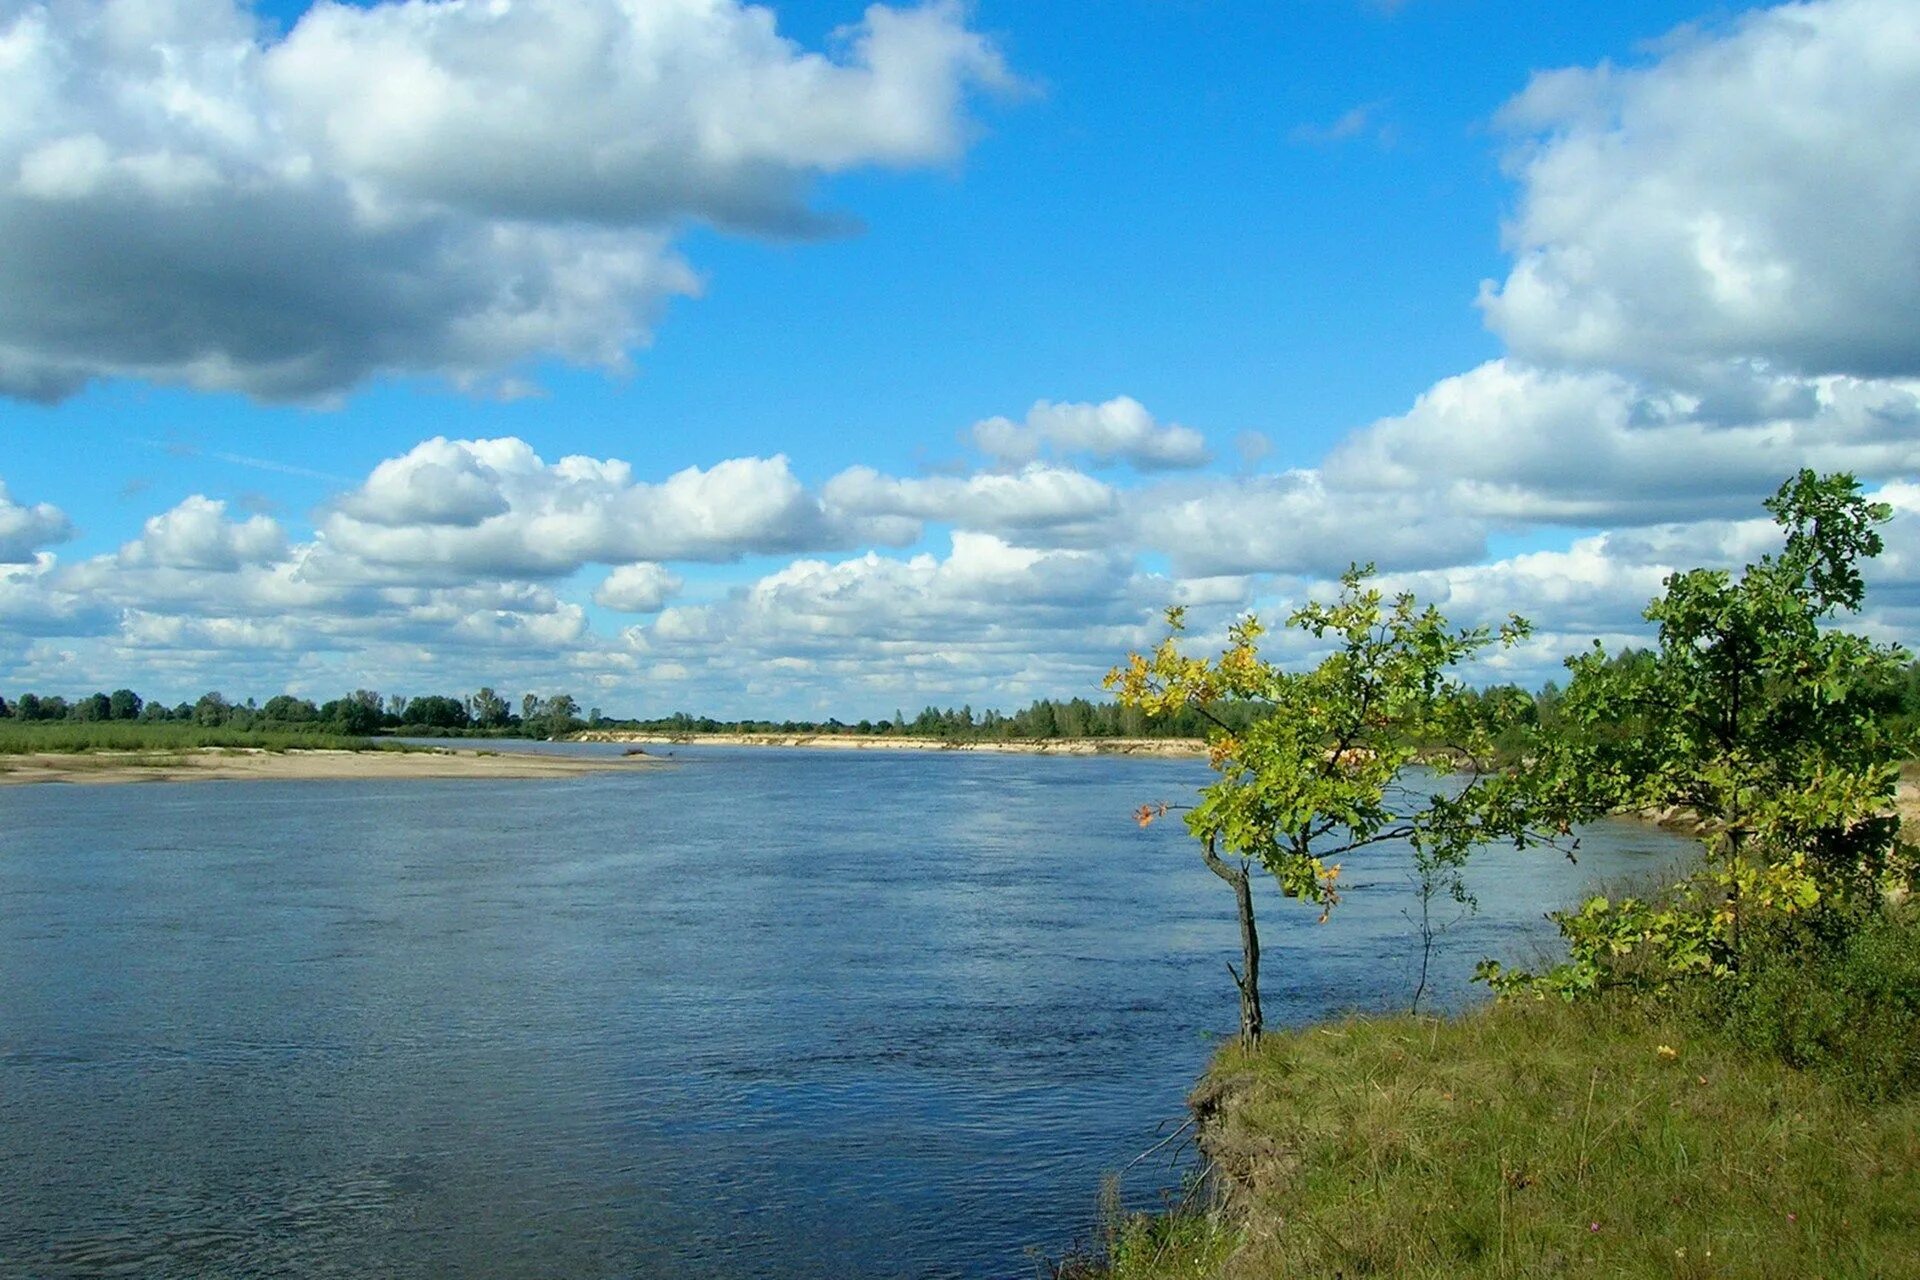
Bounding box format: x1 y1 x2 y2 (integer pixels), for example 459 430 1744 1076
1704 906 1920 1101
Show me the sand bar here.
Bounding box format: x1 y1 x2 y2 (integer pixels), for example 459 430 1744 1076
570 730 1208 757
0 747 662 787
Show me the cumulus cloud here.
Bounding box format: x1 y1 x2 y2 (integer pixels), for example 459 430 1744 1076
823 463 1118 537
594 563 683 614
267 0 1009 228
1324 360 1920 525
319 436 904 582
337 435 517 527
117 496 287 571
0 480 73 562
1376 535 1685 642
0 0 1007 401
635 531 1185 707
1128 471 1487 578
1481 0 1920 380
120 612 305 652
969 397 1210 471
0 554 113 639
12 1 1920 713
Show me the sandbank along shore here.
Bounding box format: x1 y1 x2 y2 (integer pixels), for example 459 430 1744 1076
0 746 662 787
570 730 1209 757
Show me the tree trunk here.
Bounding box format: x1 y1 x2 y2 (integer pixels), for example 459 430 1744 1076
1201 835 1263 1048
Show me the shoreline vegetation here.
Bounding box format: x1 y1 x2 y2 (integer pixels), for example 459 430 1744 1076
1069 476 1920 1278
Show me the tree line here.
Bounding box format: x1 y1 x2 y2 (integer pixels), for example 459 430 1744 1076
0 686 595 741
15 660 1920 751
0 688 1267 744
621 697 1266 741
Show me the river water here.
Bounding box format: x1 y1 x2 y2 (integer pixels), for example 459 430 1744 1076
0 745 1698 1279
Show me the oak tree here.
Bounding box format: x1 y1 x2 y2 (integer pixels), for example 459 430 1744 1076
1109 568 1559 1045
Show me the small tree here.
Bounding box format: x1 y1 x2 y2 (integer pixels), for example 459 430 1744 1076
1109 568 1559 1046
1486 471 1916 999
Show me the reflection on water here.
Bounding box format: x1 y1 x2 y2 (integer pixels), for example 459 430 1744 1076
0 746 1697 1278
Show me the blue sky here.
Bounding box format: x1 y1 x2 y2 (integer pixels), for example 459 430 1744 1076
3 0 1917 716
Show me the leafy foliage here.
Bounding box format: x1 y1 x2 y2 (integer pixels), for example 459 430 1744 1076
1485 471 1917 1000
1109 567 1570 1038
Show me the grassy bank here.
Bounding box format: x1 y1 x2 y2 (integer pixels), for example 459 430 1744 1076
0 721 378 754
1081 995 1920 1279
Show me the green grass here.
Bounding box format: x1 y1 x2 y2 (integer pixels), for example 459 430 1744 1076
0 721 377 754
1084 996 1920 1279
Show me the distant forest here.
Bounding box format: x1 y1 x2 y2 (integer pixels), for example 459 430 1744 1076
10 653 1920 745
0 684 1233 741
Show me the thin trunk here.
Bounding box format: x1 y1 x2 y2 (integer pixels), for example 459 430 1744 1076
1411 881 1435 1016
1727 825 1745 969
1201 835 1263 1047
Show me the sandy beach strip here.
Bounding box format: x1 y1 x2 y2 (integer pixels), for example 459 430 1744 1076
0 747 662 787
570 731 1208 757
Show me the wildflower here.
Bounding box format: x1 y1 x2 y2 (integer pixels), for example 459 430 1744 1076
1657 1044 1679 1060
1589 1222 1601 1232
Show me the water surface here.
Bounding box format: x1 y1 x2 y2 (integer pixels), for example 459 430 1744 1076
0 746 1698 1278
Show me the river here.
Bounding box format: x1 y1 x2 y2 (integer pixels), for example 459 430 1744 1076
0 744 1698 1278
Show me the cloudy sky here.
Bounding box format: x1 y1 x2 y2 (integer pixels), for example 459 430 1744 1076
2 0 1917 717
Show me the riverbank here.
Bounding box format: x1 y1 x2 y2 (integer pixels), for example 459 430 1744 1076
1076 994 1920 1279
571 730 1208 757
0 746 661 786
1634 768 1920 842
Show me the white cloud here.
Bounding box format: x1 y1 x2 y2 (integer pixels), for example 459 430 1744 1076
1481 0 1920 380
10 1 1920 713
120 612 305 652
1324 359 1920 525
1288 100 1394 148
823 462 1117 537
1375 535 1683 642
0 554 113 638
969 397 1210 471
1128 471 1487 578
594 563 683 614
266 0 1009 229
118 496 287 571
320 437 898 581
0 0 1007 401
0 479 72 562
338 436 515 527
635 531 1188 709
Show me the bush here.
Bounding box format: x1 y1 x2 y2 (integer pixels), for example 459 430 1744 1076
1703 906 1920 1101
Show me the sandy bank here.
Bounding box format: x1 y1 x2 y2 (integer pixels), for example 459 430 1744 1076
0 747 662 787
1632 775 1920 841
570 730 1208 758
